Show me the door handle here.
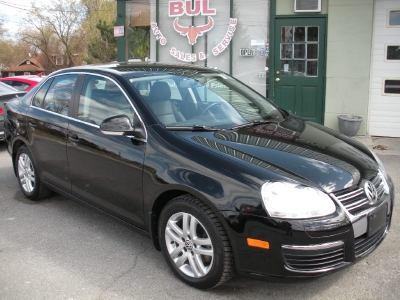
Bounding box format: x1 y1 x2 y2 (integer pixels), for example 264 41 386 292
68 134 79 143
275 78 280 82
28 121 37 129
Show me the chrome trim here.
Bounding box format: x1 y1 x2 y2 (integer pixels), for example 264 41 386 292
355 226 388 258
282 241 344 251
282 241 348 274
364 181 378 203
29 71 148 141
283 262 351 274
31 106 77 121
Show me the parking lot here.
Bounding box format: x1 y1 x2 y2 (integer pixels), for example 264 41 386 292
0 140 399 300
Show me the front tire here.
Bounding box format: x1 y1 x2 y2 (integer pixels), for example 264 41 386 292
158 195 235 289
16 145 52 201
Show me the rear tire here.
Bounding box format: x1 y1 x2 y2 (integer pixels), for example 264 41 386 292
158 195 235 289
15 145 52 201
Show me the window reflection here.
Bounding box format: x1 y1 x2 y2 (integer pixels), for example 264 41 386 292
387 46 400 60
293 61 305 76
281 26 293 42
78 75 135 126
389 10 400 26
281 44 293 59
294 44 305 59
294 27 305 42
307 61 318 76
307 27 318 41
279 26 319 77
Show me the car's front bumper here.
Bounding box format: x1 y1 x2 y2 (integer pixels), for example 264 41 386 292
221 178 394 278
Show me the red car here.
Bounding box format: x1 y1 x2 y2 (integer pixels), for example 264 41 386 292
0 75 42 91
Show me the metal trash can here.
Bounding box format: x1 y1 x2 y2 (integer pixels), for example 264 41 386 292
337 115 363 137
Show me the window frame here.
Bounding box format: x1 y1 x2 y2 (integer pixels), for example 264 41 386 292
385 44 400 62
382 78 400 96
387 9 400 27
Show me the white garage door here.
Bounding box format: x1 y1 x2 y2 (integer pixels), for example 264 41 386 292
369 0 400 137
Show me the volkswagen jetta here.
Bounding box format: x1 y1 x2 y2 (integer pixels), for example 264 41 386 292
4 63 394 289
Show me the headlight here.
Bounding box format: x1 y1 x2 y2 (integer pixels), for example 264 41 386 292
371 152 390 194
371 151 387 177
261 181 336 219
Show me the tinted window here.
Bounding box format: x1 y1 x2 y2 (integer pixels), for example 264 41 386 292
42 75 77 116
11 81 30 91
384 79 400 94
32 79 53 108
78 75 135 126
387 46 400 60
129 73 283 128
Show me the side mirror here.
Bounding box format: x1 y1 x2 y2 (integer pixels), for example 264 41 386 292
100 114 146 140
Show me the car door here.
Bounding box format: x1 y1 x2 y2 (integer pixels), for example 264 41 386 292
27 74 79 192
67 74 146 227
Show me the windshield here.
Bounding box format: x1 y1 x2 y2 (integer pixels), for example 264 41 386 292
129 71 284 129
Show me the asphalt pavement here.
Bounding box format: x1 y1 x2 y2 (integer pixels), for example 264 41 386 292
0 136 399 300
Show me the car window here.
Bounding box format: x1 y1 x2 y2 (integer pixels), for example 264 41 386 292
32 79 53 108
0 81 18 94
36 75 77 116
159 79 182 100
11 81 30 91
78 75 135 126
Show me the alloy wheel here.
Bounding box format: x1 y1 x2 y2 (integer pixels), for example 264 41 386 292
18 153 35 193
165 212 214 278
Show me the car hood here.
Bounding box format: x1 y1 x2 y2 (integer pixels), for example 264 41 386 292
175 115 378 193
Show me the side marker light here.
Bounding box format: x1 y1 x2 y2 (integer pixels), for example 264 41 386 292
247 238 270 249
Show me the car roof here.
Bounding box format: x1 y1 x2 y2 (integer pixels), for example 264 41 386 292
0 76 42 82
51 62 222 77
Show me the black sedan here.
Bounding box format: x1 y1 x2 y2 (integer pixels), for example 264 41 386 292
0 82 26 142
4 63 394 289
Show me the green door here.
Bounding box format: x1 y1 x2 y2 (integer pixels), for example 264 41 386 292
273 18 326 124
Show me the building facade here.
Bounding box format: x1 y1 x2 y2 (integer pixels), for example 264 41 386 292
116 0 400 137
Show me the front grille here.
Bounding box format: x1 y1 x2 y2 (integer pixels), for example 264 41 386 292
282 242 346 273
333 173 385 215
355 226 387 258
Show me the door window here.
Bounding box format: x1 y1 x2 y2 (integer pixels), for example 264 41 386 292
78 75 135 126
32 75 77 116
280 26 319 76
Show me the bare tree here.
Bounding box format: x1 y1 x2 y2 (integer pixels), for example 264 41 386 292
21 0 86 69
0 17 5 38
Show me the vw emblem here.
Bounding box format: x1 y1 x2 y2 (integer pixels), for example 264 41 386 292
364 181 378 203
185 240 193 251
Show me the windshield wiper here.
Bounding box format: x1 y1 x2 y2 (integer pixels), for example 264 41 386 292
165 125 222 131
231 120 277 130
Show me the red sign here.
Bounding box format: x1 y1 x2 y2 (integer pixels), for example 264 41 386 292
150 0 237 62
114 26 124 37
169 0 216 17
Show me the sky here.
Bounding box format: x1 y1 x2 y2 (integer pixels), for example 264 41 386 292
0 0 53 38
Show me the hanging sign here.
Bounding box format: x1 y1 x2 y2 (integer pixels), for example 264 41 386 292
114 26 124 37
150 0 238 62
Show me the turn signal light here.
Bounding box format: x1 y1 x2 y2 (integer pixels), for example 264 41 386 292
247 238 270 249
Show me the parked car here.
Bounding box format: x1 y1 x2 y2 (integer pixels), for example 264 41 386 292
4 63 394 289
0 82 26 142
0 75 42 91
